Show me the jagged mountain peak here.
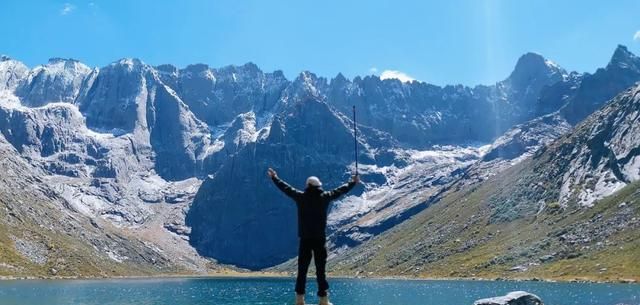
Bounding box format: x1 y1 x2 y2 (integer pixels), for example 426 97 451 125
216 62 263 75
508 52 566 84
289 70 327 99
298 70 319 81
155 63 178 74
14 56 92 106
607 44 640 70
329 72 351 88
559 45 640 126
38 57 91 74
240 61 260 72
514 52 546 67
184 63 210 72
47 57 81 64
270 69 286 78
0 56 29 91
111 58 147 72
334 72 347 82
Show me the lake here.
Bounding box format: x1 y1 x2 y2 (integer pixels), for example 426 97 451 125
0 277 638 305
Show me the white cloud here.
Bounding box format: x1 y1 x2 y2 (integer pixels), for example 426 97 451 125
369 67 378 74
379 70 416 83
634 30 640 41
60 3 76 15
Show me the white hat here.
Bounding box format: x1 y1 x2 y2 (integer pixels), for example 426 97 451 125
306 176 322 187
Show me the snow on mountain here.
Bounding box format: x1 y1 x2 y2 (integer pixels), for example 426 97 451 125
327 144 488 253
482 113 572 164
557 83 640 207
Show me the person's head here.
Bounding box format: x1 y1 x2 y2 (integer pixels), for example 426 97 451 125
306 176 322 188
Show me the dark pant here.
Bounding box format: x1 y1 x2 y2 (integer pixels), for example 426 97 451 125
295 237 329 297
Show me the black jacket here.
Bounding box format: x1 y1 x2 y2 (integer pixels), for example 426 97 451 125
271 176 356 239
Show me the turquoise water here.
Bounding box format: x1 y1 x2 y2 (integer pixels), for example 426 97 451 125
0 277 638 305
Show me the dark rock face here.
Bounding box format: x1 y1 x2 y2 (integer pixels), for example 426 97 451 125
187 98 370 269
78 59 148 134
146 82 211 180
561 45 640 125
473 291 543 305
156 62 289 126
76 59 212 180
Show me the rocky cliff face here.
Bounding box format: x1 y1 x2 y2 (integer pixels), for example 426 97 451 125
156 62 289 127
0 56 28 91
561 45 640 125
187 98 375 269
547 84 640 207
478 44 640 173
16 58 92 107
0 131 185 277
326 53 566 147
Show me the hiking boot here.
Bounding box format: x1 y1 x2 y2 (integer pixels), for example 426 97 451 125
319 295 333 305
295 294 305 305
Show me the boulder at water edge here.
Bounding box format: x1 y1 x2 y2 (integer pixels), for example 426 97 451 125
473 291 544 305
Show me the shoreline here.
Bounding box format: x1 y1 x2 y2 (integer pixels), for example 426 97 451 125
0 272 637 284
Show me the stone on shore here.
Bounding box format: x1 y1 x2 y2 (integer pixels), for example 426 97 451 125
473 291 543 305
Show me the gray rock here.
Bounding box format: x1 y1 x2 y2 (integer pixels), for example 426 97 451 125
10 236 48 265
16 58 92 106
473 291 543 305
0 56 29 91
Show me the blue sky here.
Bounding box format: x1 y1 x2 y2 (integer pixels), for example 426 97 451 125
1 0 639 86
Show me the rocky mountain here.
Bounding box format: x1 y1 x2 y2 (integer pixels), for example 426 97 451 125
325 52 566 147
0 45 638 276
476 44 640 176
0 130 194 277
186 51 576 269
328 83 640 281
561 45 640 125
16 58 92 107
0 56 28 91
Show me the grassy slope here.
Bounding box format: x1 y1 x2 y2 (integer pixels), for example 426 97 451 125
0 196 185 278
330 159 640 281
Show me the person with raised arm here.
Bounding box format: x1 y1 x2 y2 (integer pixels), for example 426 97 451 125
267 167 360 305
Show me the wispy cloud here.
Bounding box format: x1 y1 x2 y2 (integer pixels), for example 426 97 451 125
634 30 640 41
60 3 76 15
369 67 378 74
379 70 416 83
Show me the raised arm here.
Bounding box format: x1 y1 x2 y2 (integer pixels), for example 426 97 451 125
322 175 359 201
268 168 303 200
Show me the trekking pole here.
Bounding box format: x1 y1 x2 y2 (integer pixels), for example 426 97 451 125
352 105 358 175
